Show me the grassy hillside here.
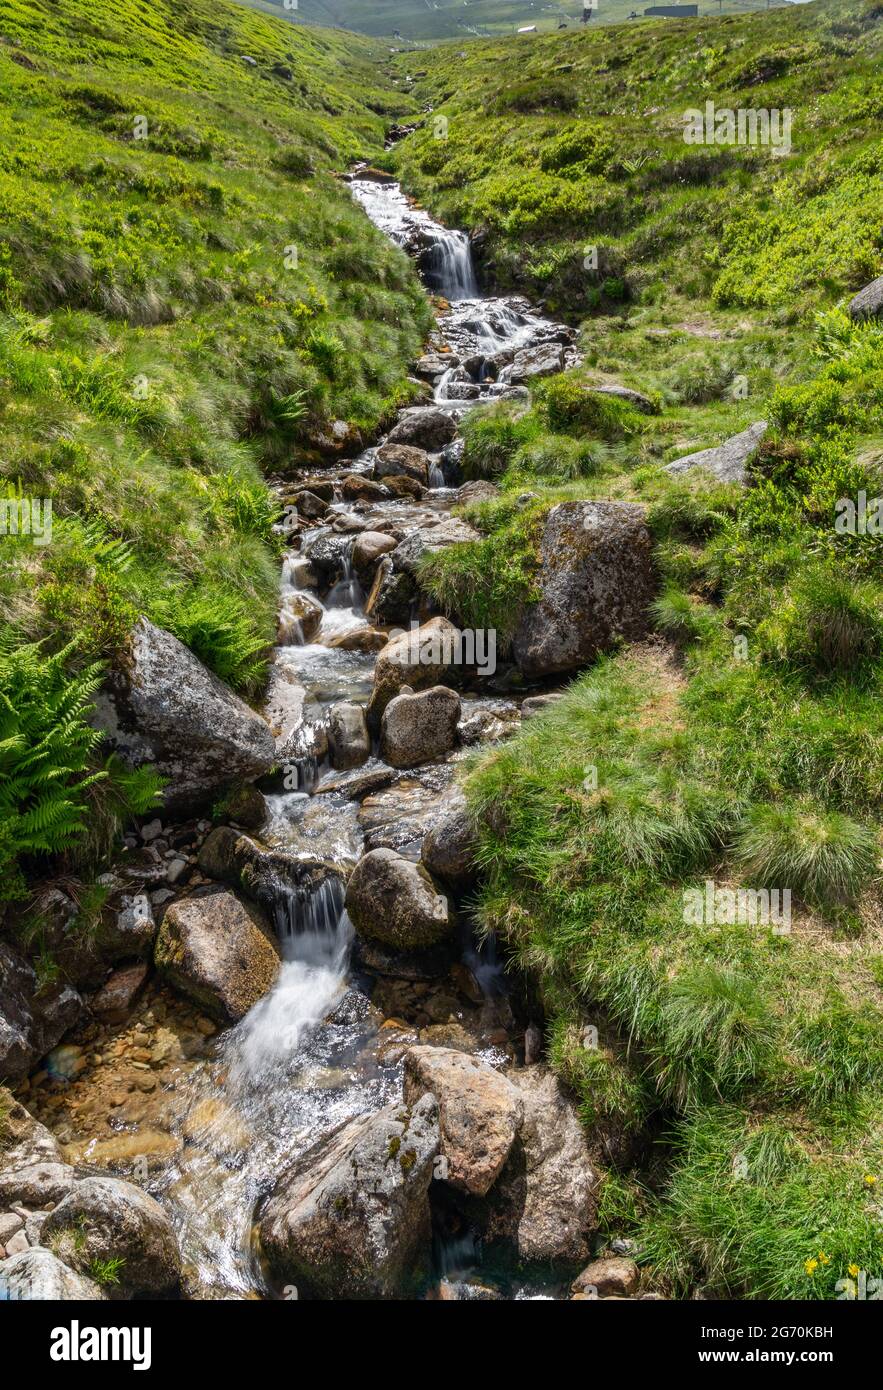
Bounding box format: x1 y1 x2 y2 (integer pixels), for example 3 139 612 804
388 0 882 320
236 0 784 42
391 0 883 1297
0 0 431 894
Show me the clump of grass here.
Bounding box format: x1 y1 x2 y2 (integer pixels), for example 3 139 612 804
649 586 712 643
534 374 642 440
761 570 883 678
733 802 879 908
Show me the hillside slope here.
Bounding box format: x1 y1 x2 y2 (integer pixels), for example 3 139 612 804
0 0 431 888
236 0 784 42
383 0 883 1298
389 0 882 320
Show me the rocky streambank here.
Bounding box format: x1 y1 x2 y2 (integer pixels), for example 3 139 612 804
0 176 661 1303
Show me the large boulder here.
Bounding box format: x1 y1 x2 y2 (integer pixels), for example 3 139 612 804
327 701 370 771
373 444 431 486
379 686 461 768
664 420 767 485
385 407 458 451
0 1161 77 1209
197 828 335 931
154 887 280 1022
92 617 275 815
0 941 84 1085
42 1175 181 1298
345 849 454 950
364 557 416 627
0 1248 105 1301
351 531 397 586
421 787 478 889
512 501 656 679
367 616 461 728
388 517 480 576
259 1093 439 1299
485 1066 599 1263
403 1047 522 1197
848 275 883 322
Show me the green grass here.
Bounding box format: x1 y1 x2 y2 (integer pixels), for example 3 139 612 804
440 280 883 1294
389 0 882 320
0 0 432 889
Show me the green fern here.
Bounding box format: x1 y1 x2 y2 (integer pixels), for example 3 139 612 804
0 638 162 897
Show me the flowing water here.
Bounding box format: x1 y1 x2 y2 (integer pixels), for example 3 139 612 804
140 179 577 1299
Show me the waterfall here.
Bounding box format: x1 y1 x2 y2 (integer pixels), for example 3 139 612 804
325 543 363 609
229 880 352 1080
422 229 478 301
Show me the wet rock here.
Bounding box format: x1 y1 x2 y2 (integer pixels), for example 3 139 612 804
848 275 883 321
291 489 328 519
367 616 461 728
315 764 395 799
364 557 416 627
264 665 307 747
484 1066 599 1263
385 407 458 451
154 887 280 1023
220 782 268 831
91 963 151 1023
664 420 767 485
259 1093 440 1299
442 381 480 401
327 701 370 771
351 531 397 585
63 1130 182 1174
345 849 454 950
512 501 656 679
572 1256 639 1299
413 353 459 379
92 617 275 816
380 686 461 769
380 475 425 500
341 474 389 503
278 589 323 645
403 1046 521 1197
300 530 352 588
507 342 564 382
353 937 452 982
421 788 477 889
0 1248 105 1300
43 1175 181 1298
388 516 480 576
373 443 430 486
0 941 84 1084
197 827 333 918
326 627 387 654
